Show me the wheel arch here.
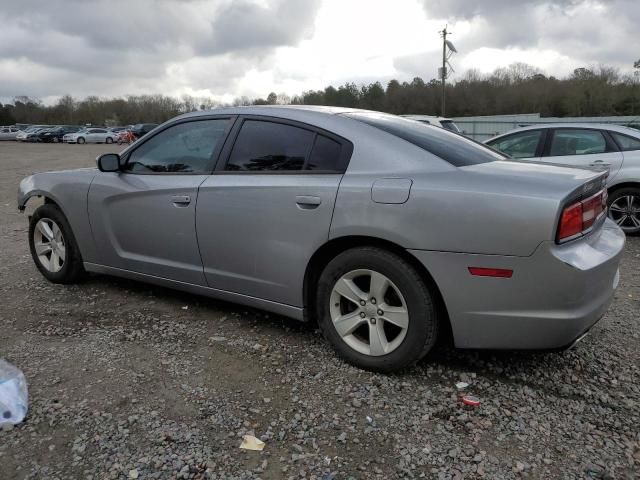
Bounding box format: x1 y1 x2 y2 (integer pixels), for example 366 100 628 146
303 235 452 340
607 180 640 195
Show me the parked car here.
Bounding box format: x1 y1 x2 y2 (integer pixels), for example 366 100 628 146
63 128 118 144
18 107 624 372
130 123 158 138
485 124 640 234
16 125 48 142
38 126 82 143
402 115 461 133
0 126 20 140
26 127 55 142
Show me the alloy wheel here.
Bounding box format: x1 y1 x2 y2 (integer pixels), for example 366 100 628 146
329 269 409 356
33 218 66 273
609 195 640 231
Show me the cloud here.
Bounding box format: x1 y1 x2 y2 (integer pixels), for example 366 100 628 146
414 0 639 72
0 0 321 100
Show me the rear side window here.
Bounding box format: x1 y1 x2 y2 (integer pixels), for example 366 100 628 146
487 130 543 159
549 129 606 156
307 135 342 171
611 132 640 151
226 120 313 171
343 111 504 166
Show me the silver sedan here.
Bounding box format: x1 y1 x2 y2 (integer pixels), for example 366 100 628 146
18 107 625 371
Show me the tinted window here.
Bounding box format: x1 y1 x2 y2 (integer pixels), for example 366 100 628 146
307 135 342 171
488 130 543 159
549 129 606 156
343 112 504 167
611 132 640 151
226 120 314 171
125 119 230 174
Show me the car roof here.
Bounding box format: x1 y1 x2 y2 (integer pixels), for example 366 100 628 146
490 123 640 139
175 105 363 122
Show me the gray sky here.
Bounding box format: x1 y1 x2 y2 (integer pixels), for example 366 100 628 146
0 0 637 104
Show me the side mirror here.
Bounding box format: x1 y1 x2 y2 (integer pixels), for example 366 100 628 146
97 153 121 172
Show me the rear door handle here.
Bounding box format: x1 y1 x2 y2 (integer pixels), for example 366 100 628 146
589 160 611 167
171 195 191 206
296 195 322 209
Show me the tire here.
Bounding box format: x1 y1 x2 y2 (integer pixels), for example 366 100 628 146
29 204 85 284
77 137 86 144
316 247 438 372
105 137 113 144
608 187 640 235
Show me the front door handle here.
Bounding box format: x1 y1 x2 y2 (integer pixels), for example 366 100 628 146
171 195 191 206
589 160 611 167
296 195 322 209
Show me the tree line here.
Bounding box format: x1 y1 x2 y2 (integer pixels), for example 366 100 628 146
2 62 639 126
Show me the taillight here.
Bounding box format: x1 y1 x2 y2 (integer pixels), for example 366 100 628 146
557 190 606 243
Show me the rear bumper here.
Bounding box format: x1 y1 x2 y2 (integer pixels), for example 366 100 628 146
410 218 625 350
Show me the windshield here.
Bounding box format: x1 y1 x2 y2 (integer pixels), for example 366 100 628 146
440 120 461 133
343 111 505 167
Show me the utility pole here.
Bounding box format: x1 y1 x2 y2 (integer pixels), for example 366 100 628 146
440 25 448 116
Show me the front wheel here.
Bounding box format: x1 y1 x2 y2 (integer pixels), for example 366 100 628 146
77 137 86 144
316 247 439 372
29 204 85 284
608 187 640 235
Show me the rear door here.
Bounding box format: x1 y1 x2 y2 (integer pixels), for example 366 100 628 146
88 117 233 284
196 116 352 306
539 128 624 181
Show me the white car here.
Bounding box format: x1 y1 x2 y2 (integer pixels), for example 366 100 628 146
16 126 48 142
0 126 19 140
63 128 118 144
401 115 461 133
486 123 640 234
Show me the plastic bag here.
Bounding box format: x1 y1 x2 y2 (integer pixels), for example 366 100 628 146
0 359 28 426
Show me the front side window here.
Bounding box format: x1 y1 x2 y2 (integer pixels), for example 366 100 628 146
225 120 314 171
125 119 230 173
611 131 640 151
487 130 543 159
549 129 606 156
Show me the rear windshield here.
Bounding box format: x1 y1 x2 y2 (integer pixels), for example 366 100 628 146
343 111 504 167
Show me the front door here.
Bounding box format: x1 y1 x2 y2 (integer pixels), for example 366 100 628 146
88 118 233 284
196 117 351 306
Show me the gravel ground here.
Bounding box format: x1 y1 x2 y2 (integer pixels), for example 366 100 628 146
0 142 639 480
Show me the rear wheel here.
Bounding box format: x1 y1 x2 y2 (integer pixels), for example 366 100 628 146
316 247 438 372
608 187 640 235
29 204 85 283
105 137 113 144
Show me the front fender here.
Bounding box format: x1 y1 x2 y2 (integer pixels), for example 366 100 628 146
17 168 99 263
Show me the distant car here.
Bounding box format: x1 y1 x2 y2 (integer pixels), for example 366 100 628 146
130 123 158 138
38 126 82 143
402 115 461 133
17 106 624 372
485 124 640 234
63 128 118 144
0 126 20 141
108 127 127 134
26 127 54 142
16 126 48 142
